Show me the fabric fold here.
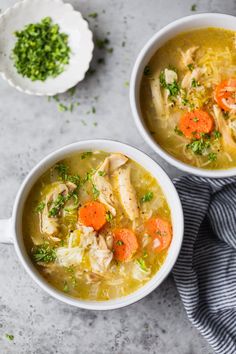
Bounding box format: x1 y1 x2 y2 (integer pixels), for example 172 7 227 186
173 176 236 354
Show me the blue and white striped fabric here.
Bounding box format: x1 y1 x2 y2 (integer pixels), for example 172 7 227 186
173 176 236 354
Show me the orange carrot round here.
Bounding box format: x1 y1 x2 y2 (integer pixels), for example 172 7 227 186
215 78 236 111
78 201 107 231
113 228 139 262
179 109 214 139
145 217 172 253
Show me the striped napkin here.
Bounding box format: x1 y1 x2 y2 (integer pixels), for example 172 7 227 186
173 176 236 354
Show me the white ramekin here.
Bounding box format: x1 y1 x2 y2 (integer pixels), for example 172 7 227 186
130 13 236 178
0 0 94 96
0 140 183 310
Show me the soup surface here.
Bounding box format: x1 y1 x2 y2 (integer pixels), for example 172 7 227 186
140 27 236 169
23 151 172 301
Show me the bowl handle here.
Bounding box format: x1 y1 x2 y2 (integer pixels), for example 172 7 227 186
0 218 13 244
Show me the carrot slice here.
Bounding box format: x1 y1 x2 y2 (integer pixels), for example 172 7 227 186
215 78 236 111
145 217 172 253
179 109 214 139
113 228 139 261
78 201 107 231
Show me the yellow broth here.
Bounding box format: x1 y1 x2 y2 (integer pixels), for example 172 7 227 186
23 151 171 301
140 27 236 169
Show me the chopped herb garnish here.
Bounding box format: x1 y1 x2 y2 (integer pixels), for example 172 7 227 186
208 152 217 162
48 194 66 217
174 126 184 136
81 151 93 160
213 130 222 139
144 65 151 76
160 70 180 97
124 81 129 87
116 240 124 246
33 244 56 263
191 78 200 87
106 211 113 222
58 103 68 112
96 38 110 49
88 12 98 18
141 191 153 203
191 4 197 11
63 281 69 293
55 163 69 180
5 334 14 341
35 201 45 213
187 138 210 155
98 170 106 176
92 185 100 200
68 86 76 96
12 17 70 81
182 98 189 106
136 258 148 272
187 63 194 71
193 116 199 122
97 58 105 64
65 266 77 288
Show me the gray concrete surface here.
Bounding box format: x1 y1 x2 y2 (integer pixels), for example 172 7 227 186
1 0 235 353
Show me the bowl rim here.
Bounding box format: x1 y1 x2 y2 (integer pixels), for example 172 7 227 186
130 12 236 178
12 139 184 310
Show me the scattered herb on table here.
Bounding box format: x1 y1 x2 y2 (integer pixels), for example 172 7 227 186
12 17 70 81
5 334 14 341
191 4 197 11
88 12 98 18
140 191 153 203
33 244 56 263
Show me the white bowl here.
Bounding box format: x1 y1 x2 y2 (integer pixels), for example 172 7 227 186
0 0 94 96
0 140 183 310
130 13 236 178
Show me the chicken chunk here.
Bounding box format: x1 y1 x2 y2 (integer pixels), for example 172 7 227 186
41 182 77 236
117 165 139 221
93 154 128 215
180 46 199 67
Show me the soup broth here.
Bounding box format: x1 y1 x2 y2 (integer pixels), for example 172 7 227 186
23 151 172 301
140 27 236 169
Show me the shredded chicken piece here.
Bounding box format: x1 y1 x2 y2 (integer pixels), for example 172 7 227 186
84 272 104 284
92 154 128 215
150 73 165 116
164 68 177 84
41 182 76 236
213 105 236 149
89 235 113 273
117 165 139 221
182 67 205 89
132 262 151 281
180 46 199 67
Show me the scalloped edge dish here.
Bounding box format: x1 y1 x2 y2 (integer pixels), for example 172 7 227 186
0 0 94 95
